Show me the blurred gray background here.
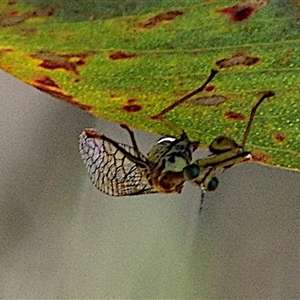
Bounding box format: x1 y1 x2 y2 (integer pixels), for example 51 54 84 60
0 70 299 299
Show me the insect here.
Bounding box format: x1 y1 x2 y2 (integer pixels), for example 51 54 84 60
79 70 275 209
79 125 199 196
79 70 218 197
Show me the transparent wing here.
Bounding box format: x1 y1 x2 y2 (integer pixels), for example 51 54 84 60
79 129 157 196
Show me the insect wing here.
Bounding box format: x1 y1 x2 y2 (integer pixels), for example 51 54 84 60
79 129 157 196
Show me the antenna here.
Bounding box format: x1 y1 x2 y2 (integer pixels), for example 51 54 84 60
240 91 275 148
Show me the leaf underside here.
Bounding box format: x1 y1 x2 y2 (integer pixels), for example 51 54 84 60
0 0 299 171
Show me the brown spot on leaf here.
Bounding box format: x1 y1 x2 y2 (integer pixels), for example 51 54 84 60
108 51 136 60
122 99 142 113
0 48 14 71
205 85 215 92
139 10 183 29
0 6 55 27
30 76 92 111
34 76 60 89
30 50 97 75
126 98 136 104
273 131 287 143
0 48 13 54
216 51 260 68
251 150 270 163
224 111 246 121
216 0 267 22
122 104 142 113
150 115 159 120
217 5 255 22
191 95 228 106
9 11 19 16
19 26 38 36
280 50 294 65
29 6 55 18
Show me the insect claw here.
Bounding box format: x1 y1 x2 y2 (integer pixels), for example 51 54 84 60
120 123 130 130
264 91 275 98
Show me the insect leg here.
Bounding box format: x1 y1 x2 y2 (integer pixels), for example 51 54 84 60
241 91 275 147
151 69 218 119
94 129 149 169
119 124 142 158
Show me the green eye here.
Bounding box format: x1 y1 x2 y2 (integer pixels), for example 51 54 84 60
183 164 200 180
207 177 219 191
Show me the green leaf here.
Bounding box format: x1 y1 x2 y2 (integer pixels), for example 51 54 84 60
0 0 299 170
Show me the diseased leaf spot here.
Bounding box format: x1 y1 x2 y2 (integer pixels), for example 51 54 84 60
0 6 55 27
29 50 97 75
34 76 60 89
30 76 92 111
251 150 270 163
0 48 13 54
110 94 122 99
273 131 287 143
280 50 294 65
216 51 260 68
8 11 19 16
108 51 136 60
122 99 142 113
150 115 159 120
190 95 228 106
224 111 246 121
126 98 136 104
139 10 183 29
29 6 55 18
0 48 15 71
205 85 215 92
217 6 254 22
122 104 142 113
216 0 267 22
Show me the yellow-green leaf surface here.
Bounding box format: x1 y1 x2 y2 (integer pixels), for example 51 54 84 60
0 0 299 171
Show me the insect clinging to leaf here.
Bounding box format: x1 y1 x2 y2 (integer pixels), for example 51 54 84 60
79 70 275 208
79 125 199 196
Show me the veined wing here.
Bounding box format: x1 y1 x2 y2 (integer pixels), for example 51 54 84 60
79 129 157 196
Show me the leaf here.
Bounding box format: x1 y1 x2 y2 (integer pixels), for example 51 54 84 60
0 0 299 171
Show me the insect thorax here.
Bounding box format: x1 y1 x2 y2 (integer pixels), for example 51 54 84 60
145 135 199 193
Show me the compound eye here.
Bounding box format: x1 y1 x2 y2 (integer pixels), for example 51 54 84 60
183 164 200 180
207 177 219 191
